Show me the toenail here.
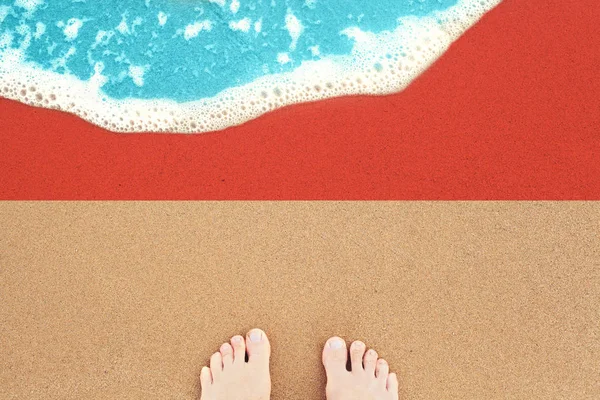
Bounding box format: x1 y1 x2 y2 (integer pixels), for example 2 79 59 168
329 338 344 349
233 336 242 343
250 331 262 342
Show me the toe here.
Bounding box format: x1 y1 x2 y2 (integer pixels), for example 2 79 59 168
363 348 378 376
387 372 399 399
349 341 366 373
230 335 246 365
322 337 348 377
375 358 389 386
200 366 212 388
246 328 271 367
209 352 223 380
220 343 234 367
201 365 212 386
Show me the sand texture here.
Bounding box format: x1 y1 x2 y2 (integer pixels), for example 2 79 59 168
1 202 599 399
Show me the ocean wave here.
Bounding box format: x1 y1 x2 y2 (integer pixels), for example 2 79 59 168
0 0 502 133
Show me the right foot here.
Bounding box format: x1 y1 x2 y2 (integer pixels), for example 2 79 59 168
322 337 399 400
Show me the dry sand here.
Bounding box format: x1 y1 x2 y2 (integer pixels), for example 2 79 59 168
1 202 599 399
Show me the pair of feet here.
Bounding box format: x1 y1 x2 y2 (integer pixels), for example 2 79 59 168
201 328 399 400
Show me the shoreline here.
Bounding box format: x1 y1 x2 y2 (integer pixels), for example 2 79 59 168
0 0 501 133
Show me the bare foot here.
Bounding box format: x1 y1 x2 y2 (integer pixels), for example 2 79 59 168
200 328 271 400
322 337 399 400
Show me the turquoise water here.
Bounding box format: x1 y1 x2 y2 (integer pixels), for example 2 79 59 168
0 0 458 102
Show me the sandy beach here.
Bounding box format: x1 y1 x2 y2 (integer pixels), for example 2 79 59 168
1 202 598 399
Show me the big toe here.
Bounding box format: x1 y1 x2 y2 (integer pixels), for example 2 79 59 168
245 328 271 367
322 337 348 376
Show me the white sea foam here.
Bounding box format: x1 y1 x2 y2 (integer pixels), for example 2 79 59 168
33 22 46 39
62 18 84 41
229 17 251 33
230 0 240 14
254 19 262 33
158 11 168 26
208 0 226 7
277 52 291 65
116 16 130 35
182 20 213 40
0 0 502 133
128 65 147 87
14 0 44 13
285 10 303 51
0 6 11 24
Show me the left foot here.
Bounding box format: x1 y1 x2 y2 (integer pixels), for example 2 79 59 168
200 328 271 400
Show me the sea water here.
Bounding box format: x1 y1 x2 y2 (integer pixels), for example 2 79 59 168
0 0 501 133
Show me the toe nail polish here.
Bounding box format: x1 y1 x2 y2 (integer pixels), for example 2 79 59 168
329 339 343 349
250 331 262 342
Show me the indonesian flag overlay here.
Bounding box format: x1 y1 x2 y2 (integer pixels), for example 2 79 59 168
0 0 599 199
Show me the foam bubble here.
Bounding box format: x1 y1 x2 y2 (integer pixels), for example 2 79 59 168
0 6 11 24
14 0 44 13
277 53 291 65
208 0 226 7
115 16 130 35
285 10 303 51
230 0 240 14
183 20 213 40
128 65 147 87
33 22 45 39
254 19 262 33
62 18 84 41
229 18 251 33
157 11 168 26
0 0 502 133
